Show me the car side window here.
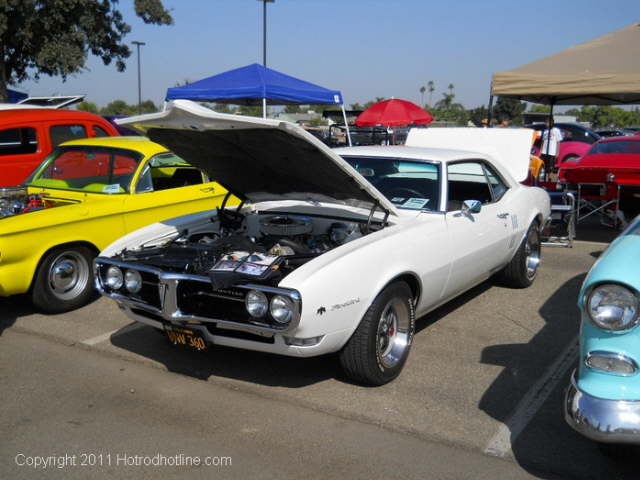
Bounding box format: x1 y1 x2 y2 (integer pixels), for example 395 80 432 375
145 153 205 191
483 164 508 202
92 125 110 137
0 127 37 155
50 124 87 147
447 161 493 211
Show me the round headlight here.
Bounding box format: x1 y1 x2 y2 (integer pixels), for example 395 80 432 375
587 284 639 331
124 269 142 293
105 266 124 290
270 295 294 325
246 290 268 318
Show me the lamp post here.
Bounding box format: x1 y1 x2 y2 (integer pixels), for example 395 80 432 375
257 0 274 118
132 41 146 114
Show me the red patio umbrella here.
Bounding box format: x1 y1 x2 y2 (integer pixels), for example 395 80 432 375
355 98 434 127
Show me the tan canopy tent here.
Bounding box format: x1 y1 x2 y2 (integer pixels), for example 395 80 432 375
491 22 640 105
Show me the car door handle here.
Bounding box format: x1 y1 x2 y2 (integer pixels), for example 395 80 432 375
200 186 215 193
497 212 510 219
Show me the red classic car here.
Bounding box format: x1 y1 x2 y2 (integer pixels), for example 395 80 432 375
559 136 640 219
530 122 600 168
0 109 120 187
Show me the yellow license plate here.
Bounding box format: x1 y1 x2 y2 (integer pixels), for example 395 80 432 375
164 325 208 351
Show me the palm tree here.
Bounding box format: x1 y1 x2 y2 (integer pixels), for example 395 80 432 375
427 80 435 106
419 86 426 106
448 83 454 95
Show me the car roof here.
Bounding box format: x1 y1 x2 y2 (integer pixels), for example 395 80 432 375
333 145 493 163
597 136 640 143
60 136 169 155
0 108 108 123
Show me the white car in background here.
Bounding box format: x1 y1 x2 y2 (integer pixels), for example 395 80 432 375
94 101 550 385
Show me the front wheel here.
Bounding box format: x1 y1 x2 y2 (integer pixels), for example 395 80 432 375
339 282 415 386
31 245 96 313
499 222 541 288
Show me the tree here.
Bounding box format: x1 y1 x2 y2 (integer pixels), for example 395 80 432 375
76 100 98 113
427 80 435 106
529 105 551 113
492 97 526 125
0 0 173 102
283 104 303 114
100 99 134 115
447 83 454 95
419 85 426 106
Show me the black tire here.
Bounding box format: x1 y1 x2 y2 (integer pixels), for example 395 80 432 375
499 222 541 288
597 442 638 460
31 245 96 314
339 282 415 386
563 154 580 163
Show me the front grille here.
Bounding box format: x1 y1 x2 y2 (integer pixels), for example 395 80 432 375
177 280 250 323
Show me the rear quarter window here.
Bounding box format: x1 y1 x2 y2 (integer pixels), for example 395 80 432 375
50 124 87 147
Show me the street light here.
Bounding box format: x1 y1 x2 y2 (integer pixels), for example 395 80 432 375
257 0 274 118
132 41 146 114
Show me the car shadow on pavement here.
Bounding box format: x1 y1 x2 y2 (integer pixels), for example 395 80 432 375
478 273 636 479
109 323 338 388
109 280 497 389
415 280 494 334
0 296 32 336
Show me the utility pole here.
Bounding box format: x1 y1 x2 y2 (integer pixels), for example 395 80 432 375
132 41 146 114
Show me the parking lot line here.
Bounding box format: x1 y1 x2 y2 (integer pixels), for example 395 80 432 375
81 324 143 346
483 337 578 458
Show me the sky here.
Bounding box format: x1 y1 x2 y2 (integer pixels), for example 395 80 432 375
17 0 640 110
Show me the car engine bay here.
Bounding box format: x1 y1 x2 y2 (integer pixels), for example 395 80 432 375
113 207 381 288
0 187 67 219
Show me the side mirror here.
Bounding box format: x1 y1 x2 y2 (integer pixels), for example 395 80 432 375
461 199 482 215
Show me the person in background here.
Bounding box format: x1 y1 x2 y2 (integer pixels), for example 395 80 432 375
498 119 509 128
541 119 563 180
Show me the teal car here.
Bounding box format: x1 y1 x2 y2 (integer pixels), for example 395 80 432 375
565 216 640 444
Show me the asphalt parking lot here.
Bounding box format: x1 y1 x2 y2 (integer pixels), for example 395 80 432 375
0 224 635 479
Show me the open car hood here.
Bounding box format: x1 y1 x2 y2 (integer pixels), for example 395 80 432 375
118 101 397 215
406 127 534 182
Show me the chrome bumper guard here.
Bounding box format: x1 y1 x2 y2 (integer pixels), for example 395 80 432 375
565 372 640 444
94 257 301 337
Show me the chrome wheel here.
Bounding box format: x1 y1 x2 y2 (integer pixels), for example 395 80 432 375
376 297 411 369
47 251 91 301
525 228 541 280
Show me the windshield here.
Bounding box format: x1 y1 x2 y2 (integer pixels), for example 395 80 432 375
26 146 143 193
342 156 440 210
589 141 640 155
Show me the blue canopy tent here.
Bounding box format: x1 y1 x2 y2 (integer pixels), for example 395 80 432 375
8 89 28 103
166 63 351 145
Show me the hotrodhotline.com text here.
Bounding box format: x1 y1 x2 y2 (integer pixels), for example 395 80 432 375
15 453 232 469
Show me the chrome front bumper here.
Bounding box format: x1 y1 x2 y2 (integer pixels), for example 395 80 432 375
565 372 640 444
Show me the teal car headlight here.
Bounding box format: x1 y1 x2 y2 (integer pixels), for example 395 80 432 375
587 283 639 331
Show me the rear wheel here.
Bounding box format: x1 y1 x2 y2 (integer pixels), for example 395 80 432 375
499 222 541 288
31 246 96 313
339 282 415 386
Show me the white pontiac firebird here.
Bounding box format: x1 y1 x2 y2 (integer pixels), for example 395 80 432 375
95 100 550 385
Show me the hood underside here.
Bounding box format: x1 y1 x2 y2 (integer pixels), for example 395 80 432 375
119 101 398 215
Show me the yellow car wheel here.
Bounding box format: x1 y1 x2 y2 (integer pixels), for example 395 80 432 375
31 245 96 314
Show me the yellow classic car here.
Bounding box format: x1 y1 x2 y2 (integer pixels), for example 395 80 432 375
0 136 231 313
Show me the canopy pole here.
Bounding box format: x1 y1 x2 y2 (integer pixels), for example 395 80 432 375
341 104 352 146
487 94 494 127
262 98 267 119
545 99 555 156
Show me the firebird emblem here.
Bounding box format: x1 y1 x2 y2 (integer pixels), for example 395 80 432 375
316 307 326 315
